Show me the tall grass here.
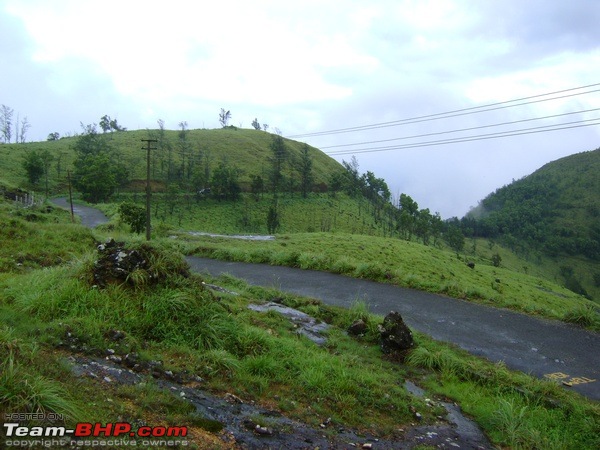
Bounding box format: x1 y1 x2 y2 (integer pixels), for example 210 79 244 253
407 336 600 450
0 352 83 420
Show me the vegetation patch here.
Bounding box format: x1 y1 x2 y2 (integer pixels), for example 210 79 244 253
185 232 599 330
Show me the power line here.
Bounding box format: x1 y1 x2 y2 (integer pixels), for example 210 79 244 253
287 82 600 138
320 108 600 149
325 118 600 156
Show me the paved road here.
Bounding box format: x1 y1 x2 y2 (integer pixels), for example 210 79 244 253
50 197 108 228
187 257 600 401
53 198 599 400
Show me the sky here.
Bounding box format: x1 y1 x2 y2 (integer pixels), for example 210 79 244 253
1 0 599 218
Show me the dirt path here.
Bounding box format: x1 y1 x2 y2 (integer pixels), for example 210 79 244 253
186 257 600 401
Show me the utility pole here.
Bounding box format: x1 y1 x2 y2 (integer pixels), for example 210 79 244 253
141 139 157 241
67 170 75 223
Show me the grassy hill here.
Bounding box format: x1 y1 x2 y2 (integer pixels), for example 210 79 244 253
0 127 343 193
465 147 600 300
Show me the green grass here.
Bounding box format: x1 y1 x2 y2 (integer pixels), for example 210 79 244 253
181 231 599 330
407 334 600 450
0 252 422 434
0 128 341 194
0 188 599 448
96 191 392 236
0 201 95 273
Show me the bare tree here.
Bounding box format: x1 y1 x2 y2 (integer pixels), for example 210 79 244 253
19 116 30 144
1 104 14 143
219 108 231 127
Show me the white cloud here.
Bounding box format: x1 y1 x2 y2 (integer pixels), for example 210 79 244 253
2 0 599 217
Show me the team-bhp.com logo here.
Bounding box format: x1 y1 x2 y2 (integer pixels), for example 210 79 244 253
3 422 189 447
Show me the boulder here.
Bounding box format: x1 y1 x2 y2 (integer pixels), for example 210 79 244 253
93 239 146 287
379 311 415 357
92 239 189 288
347 319 368 336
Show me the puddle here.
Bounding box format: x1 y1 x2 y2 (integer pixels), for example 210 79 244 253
189 231 275 241
405 380 493 449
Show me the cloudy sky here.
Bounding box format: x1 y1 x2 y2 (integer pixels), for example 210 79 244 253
1 0 599 218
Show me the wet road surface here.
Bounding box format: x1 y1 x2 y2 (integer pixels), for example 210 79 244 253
187 257 600 401
51 197 109 228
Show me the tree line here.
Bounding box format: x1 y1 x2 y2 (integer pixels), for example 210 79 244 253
327 156 463 250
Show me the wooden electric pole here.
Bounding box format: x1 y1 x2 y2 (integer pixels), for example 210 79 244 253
67 170 75 223
141 139 157 241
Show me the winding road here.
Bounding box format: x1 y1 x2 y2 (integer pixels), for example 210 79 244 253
51 197 109 228
53 198 600 401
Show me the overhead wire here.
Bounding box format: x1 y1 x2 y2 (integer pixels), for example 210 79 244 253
287 82 600 138
319 108 600 150
325 118 600 156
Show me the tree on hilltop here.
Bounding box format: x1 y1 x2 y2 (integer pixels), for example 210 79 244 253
1 104 14 143
219 109 231 127
99 115 126 133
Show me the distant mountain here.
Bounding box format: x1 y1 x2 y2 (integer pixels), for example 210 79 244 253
464 147 600 298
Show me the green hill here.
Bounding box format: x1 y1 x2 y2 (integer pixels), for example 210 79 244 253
0 127 343 193
465 147 600 299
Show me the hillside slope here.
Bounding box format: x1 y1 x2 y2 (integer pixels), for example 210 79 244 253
0 127 343 191
467 147 600 298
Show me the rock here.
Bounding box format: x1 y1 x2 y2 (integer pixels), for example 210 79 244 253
92 239 189 288
123 352 139 368
248 302 330 346
225 393 244 404
106 329 126 341
319 417 332 428
254 425 273 436
93 239 146 287
348 319 368 336
379 311 415 357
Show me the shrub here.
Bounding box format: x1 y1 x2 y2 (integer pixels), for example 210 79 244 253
491 253 502 267
563 304 599 328
118 202 145 234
